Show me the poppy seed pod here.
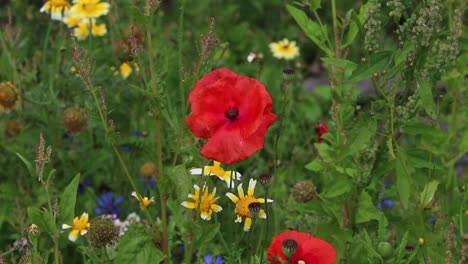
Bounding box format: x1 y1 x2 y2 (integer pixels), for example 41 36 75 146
140 162 158 179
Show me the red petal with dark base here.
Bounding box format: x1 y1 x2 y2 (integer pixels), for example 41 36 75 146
186 68 277 164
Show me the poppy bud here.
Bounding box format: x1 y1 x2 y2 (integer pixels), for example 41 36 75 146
377 242 393 258
61 106 88 133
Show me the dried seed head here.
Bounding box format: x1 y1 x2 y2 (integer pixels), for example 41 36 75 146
61 106 88 133
291 180 318 203
0 81 20 111
140 162 158 179
87 217 120 248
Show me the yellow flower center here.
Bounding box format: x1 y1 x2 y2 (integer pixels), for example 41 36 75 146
73 217 88 231
49 0 70 7
281 44 290 51
235 195 258 218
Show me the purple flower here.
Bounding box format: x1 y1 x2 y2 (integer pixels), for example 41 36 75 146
94 192 124 216
203 254 224 264
140 176 156 191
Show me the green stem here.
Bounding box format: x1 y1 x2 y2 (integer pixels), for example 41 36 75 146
273 79 290 174
178 0 186 114
331 0 338 36
146 16 169 263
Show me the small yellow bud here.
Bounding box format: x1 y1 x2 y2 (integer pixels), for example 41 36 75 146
418 237 424 246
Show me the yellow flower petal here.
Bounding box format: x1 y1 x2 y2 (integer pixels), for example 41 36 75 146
226 192 239 203
243 218 252 231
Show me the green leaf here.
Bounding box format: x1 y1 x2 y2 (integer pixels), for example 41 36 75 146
306 0 321 11
28 207 56 234
356 191 382 224
114 223 165 264
305 159 323 172
349 51 392 82
417 80 437 119
395 231 409 262
194 223 220 247
342 2 373 48
286 5 333 56
341 115 377 158
16 152 35 178
395 147 411 210
170 165 191 202
419 180 439 209
59 174 80 225
313 85 331 100
394 42 416 65
361 229 384 263
321 57 357 78
321 177 353 198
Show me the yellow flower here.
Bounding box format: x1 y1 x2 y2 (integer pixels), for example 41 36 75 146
40 0 71 20
0 81 20 112
62 212 90 242
70 0 110 19
190 161 241 187
73 20 107 40
63 14 83 28
226 178 273 231
131 192 154 210
181 185 222 220
269 38 300 60
119 62 132 79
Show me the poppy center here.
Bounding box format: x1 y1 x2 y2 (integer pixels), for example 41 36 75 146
225 108 239 121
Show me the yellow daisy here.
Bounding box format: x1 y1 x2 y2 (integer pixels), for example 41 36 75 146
226 178 273 231
181 185 222 220
73 20 107 40
269 38 300 60
190 161 241 187
0 81 20 112
40 0 71 21
131 192 155 210
62 212 90 242
119 62 132 79
70 0 110 19
63 14 83 28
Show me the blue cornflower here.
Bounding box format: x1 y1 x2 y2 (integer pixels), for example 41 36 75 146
203 254 224 264
131 131 147 137
121 144 134 153
140 176 156 191
94 192 124 216
377 199 395 210
77 177 92 194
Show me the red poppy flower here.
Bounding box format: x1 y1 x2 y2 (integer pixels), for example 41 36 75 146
186 68 277 164
267 230 336 264
316 123 328 142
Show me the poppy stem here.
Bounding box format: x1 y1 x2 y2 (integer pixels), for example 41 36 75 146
273 78 291 174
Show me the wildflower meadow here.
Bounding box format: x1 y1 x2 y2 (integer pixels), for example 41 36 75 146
0 0 467 263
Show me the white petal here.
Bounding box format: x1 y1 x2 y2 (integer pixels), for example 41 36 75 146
190 168 202 175
62 224 72 229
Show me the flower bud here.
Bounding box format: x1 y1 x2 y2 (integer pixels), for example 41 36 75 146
377 242 393 258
